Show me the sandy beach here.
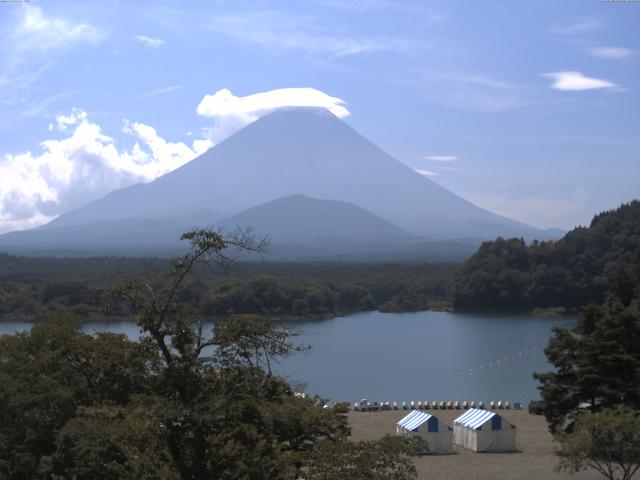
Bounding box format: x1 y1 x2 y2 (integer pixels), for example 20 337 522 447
348 409 601 480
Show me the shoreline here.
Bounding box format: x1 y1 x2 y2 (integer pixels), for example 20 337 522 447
348 410 600 480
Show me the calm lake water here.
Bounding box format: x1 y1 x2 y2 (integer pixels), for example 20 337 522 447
0 311 574 404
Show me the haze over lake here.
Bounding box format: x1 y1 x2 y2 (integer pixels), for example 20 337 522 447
1 311 574 404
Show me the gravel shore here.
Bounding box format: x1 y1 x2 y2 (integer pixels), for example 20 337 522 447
348 409 601 480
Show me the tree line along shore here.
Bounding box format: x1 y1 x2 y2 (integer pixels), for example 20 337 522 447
1 200 639 323
0 202 639 479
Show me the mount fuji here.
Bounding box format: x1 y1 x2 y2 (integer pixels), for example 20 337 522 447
0 108 553 258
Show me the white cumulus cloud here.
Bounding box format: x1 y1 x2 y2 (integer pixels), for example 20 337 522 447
0 109 203 234
49 107 87 131
134 35 165 48
196 87 350 144
542 71 617 91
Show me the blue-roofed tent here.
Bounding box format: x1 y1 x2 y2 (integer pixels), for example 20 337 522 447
453 408 516 452
396 410 453 454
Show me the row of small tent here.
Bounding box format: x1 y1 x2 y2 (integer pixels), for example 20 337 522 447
355 400 520 412
396 408 516 454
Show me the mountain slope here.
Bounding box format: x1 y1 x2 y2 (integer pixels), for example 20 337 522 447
0 210 224 255
39 107 546 240
0 195 481 260
217 194 414 243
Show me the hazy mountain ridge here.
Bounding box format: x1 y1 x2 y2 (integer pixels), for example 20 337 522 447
0 194 478 260
0 210 224 254
0 108 554 258
216 194 414 242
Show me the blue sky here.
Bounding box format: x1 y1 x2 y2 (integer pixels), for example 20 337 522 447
0 0 638 233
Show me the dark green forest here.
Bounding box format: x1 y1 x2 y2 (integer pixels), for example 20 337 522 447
0 256 454 322
534 247 640 432
531 239 640 480
2 200 639 323
0 230 424 479
448 200 640 311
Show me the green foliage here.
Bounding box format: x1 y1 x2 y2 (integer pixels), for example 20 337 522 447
48 402 176 480
201 276 342 316
0 229 421 479
555 406 640 480
0 317 157 479
0 308 344 480
306 435 425 480
449 200 640 310
534 250 640 433
0 254 456 321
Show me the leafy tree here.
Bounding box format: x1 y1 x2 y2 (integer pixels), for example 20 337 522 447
449 200 640 311
47 402 176 480
555 406 640 480
0 317 158 479
1 229 425 479
292 298 311 315
306 435 425 480
109 229 303 479
535 250 640 433
109 229 421 479
106 228 366 479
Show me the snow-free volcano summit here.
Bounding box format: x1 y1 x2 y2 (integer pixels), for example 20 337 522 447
0 108 553 258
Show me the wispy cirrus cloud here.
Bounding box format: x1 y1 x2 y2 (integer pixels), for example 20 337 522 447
207 10 423 58
320 0 397 10
551 19 601 36
422 72 529 112
9 6 105 56
0 6 105 122
21 91 76 119
416 156 460 177
139 84 183 99
415 169 438 177
444 75 515 90
134 35 165 48
321 0 448 23
588 46 636 60
423 155 458 162
0 63 50 105
542 71 617 91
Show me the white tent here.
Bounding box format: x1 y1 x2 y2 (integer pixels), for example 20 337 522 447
396 410 453 454
453 408 516 452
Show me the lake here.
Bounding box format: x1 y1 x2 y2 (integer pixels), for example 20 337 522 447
0 310 574 404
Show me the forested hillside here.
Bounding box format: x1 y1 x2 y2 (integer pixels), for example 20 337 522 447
0 257 454 322
448 200 640 310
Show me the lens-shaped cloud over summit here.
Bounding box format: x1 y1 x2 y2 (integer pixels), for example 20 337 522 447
197 87 350 121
